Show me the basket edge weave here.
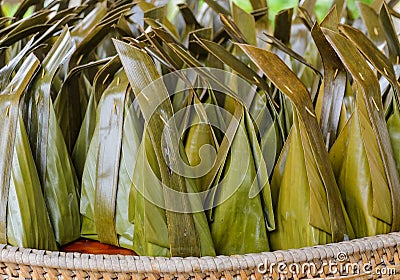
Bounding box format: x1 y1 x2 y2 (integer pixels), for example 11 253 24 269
0 232 399 279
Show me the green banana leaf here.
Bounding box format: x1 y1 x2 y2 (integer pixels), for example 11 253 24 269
72 56 122 180
128 106 217 258
379 2 400 62
54 57 110 153
339 23 399 94
194 37 274 106
260 117 283 177
7 114 58 250
0 10 52 47
0 53 57 250
358 2 385 46
0 38 35 92
311 7 347 148
138 2 179 40
68 2 135 69
274 8 293 45
0 9 77 48
210 109 274 255
4 0 400 258
81 69 138 249
330 88 391 238
71 82 95 180
22 28 80 246
12 0 42 20
183 92 219 193
115 39 215 257
178 3 203 43
252 7 269 48
130 130 170 256
169 35 283 177
54 2 135 153
130 119 216 257
187 27 213 60
322 27 400 231
238 43 354 246
270 111 338 250
70 2 107 44
137 32 276 254
231 1 257 60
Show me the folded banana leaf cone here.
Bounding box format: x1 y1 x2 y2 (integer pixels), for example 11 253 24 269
116 40 215 257
0 54 57 250
237 43 355 250
208 107 275 255
80 69 140 250
269 110 354 250
130 127 216 257
322 24 400 236
248 88 284 177
330 87 392 238
180 89 219 194
72 56 122 180
21 28 80 246
167 69 276 255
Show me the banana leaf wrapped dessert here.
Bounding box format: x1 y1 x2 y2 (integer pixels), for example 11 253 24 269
0 54 57 250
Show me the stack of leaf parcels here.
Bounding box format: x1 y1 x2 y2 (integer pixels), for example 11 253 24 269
0 0 400 257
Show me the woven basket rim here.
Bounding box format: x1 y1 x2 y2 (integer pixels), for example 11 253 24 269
0 232 399 274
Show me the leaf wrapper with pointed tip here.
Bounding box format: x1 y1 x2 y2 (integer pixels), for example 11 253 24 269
210 110 274 255
330 90 391 238
130 125 216 257
129 114 217 257
22 29 80 246
0 54 57 250
238 43 353 243
81 70 139 249
115 39 215 257
130 131 169 256
322 27 400 232
7 114 58 250
142 38 275 254
93 70 127 246
72 56 122 181
270 112 333 250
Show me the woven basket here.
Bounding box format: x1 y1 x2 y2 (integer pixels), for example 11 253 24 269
1 233 400 279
